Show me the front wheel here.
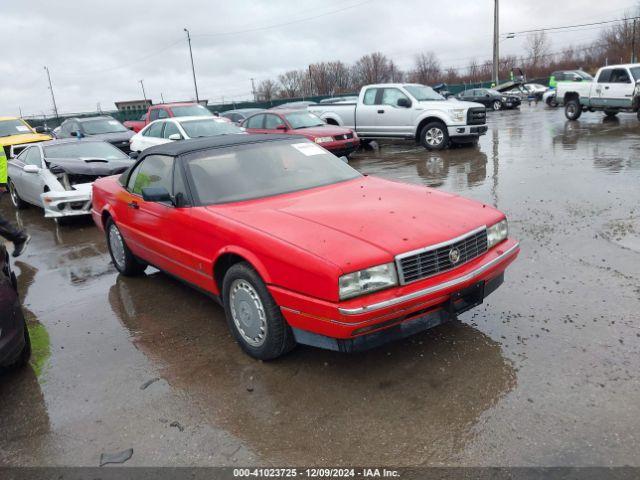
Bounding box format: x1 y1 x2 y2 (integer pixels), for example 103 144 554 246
565 99 582 120
8 180 28 209
106 219 147 276
222 262 296 360
492 100 502 111
420 122 449 151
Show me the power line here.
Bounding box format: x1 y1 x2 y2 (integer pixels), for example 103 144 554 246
502 16 640 38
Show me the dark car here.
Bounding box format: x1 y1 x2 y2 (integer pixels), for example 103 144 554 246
456 88 521 111
56 116 134 153
0 243 30 370
221 108 266 125
271 101 318 110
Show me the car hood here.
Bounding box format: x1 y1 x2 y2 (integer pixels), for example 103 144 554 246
0 132 52 147
289 125 352 137
85 131 134 143
427 99 485 110
208 176 504 273
46 157 134 176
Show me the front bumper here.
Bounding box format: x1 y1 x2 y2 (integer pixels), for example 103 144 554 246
448 125 488 137
322 138 360 157
41 183 92 218
272 239 520 349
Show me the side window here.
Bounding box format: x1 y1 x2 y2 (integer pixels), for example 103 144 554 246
149 109 160 121
363 88 378 105
598 69 612 83
24 147 42 166
264 114 284 129
173 161 191 206
610 68 631 83
146 122 164 138
245 114 264 129
129 155 174 196
381 88 409 107
59 122 72 137
157 109 170 119
163 122 181 139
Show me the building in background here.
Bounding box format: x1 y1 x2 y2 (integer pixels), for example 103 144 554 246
114 99 152 112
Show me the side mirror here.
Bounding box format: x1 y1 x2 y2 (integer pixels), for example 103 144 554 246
71 130 84 138
23 164 40 174
168 133 182 141
397 98 411 108
129 151 139 159
276 124 287 130
485 94 490 97
34 126 45 133
142 186 173 203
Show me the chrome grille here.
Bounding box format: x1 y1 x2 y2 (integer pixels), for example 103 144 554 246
467 107 486 125
396 227 488 284
333 133 354 141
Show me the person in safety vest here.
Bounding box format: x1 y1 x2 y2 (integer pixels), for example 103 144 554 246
0 149 30 257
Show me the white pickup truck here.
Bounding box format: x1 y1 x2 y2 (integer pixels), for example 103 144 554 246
308 83 487 150
557 63 640 120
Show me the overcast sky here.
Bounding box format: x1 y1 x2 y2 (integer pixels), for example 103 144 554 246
1 0 636 117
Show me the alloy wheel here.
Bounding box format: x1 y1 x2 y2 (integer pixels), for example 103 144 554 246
425 127 444 147
108 223 126 271
229 279 267 347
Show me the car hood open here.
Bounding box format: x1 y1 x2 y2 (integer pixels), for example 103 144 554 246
208 176 505 273
46 157 134 176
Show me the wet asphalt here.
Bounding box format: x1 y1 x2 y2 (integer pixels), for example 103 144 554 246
0 104 639 467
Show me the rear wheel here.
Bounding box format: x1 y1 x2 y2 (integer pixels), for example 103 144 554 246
106 219 147 276
8 180 28 209
222 262 296 360
565 99 582 120
492 100 503 111
420 122 449 151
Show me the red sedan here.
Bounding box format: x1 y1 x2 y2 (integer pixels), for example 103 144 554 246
91 135 519 360
242 109 359 157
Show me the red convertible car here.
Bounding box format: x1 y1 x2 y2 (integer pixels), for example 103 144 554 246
242 109 359 157
91 135 519 360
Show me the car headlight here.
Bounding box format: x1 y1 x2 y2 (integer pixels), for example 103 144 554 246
450 109 465 122
487 219 508 249
315 136 333 143
339 263 398 300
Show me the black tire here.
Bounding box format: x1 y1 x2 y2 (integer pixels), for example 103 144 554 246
604 110 618 118
565 99 582 120
7 317 31 370
546 96 558 108
105 218 147 276
222 262 296 360
420 122 449 151
8 180 28 210
638 110 640 121
492 100 502 111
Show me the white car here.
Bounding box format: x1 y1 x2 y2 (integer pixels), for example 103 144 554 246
129 116 244 152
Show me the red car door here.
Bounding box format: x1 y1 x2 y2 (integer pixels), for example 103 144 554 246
242 113 267 133
262 113 287 133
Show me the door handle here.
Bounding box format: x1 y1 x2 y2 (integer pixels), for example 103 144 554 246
377 109 385 114
127 201 139 209
604 86 609 89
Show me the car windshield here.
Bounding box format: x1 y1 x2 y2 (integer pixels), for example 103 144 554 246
184 140 361 204
180 119 244 138
577 71 594 81
44 142 128 160
487 89 502 95
0 119 33 138
284 112 325 129
403 85 444 101
171 105 213 117
82 119 128 134
629 67 640 81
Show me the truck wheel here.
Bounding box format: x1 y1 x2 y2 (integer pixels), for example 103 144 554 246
565 100 582 120
604 110 618 118
492 100 502 111
8 180 28 210
420 122 449 150
222 262 296 360
106 219 147 276
546 96 558 107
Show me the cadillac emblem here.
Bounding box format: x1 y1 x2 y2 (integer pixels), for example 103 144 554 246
448 247 461 264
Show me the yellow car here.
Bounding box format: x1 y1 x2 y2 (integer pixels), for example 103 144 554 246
1 116 52 157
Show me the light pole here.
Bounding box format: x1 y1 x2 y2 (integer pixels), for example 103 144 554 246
43 66 59 120
492 0 499 85
139 79 148 104
632 17 637 63
184 28 200 103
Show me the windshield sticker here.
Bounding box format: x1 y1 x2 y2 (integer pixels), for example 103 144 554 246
291 143 326 156
108 121 120 126
16 125 30 132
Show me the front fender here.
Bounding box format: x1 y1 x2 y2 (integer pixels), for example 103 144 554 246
214 245 273 284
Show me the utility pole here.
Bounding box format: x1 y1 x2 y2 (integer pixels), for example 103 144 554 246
251 78 257 102
492 0 499 86
632 18 637 63
184 28 200 103
43 66 59 120
139 79 148 104
160 92 165 103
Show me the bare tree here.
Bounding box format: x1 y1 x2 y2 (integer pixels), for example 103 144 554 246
352 52 393 87
278 70 305 98
410 52 441 85
256 79 279 102
524 31 550 74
